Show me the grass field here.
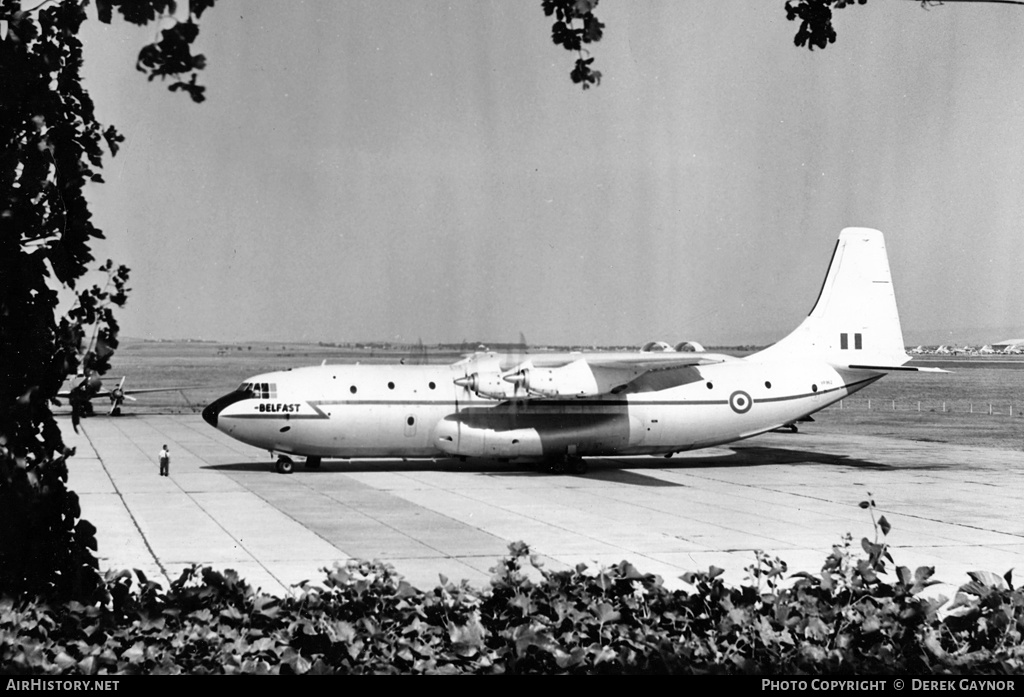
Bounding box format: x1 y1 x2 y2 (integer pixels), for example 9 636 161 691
69 340 1024 452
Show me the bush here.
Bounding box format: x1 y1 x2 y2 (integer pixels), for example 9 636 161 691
1 502 1022 674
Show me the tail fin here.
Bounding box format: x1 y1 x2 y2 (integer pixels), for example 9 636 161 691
753 228 911 368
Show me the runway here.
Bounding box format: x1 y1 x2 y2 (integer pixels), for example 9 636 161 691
64 413 1024 597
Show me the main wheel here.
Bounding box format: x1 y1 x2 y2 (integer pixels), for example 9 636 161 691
276 457 294 474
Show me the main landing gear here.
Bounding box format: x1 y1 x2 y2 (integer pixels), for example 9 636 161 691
540 457 588 475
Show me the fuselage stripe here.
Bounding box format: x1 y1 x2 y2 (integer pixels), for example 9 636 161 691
219 375 878 420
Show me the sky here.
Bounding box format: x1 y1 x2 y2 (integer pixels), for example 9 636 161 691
77 1 1024 347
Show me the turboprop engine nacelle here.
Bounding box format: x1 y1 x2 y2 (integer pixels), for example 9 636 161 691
503 358 600 397
453 372 515 400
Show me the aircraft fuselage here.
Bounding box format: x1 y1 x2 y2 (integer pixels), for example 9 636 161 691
203 356 881 461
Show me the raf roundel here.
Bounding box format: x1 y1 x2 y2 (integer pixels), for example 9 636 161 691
729 390 753 414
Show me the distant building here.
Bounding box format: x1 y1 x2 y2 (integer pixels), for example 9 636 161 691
993 338 1024 353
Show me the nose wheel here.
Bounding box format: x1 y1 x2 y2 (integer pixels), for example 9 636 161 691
275 456 294 474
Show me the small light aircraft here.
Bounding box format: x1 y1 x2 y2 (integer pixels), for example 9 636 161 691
60 374 197 420
203 228 942 474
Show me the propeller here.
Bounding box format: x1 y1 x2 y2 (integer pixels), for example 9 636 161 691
108 376 136 416
452 333 532 401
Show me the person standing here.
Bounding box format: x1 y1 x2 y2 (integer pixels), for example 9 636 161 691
159 444 170 477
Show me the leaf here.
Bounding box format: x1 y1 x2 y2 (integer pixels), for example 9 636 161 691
54 651 78 670
804 616 830 640
856 559 878 584
449 615 487 657
593 602 621 624
97 0 113 23
878 515 891 536
915 566 935 585
554 646 587 669
960 570 1007 596
121 641 146 663
861 537 880 557
573 0 598 15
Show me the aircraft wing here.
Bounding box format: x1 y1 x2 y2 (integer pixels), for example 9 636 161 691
120 386 202 395
458 351 733 398
585 354 730 394
57 384 202 398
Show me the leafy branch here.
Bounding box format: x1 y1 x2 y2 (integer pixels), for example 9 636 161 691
97 0 216 102
542 0 604 89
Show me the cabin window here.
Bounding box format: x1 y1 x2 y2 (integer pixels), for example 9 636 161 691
350 385 357 394
428 382 436 390
765 381 772 389
706 382 713 390
388 381 395 390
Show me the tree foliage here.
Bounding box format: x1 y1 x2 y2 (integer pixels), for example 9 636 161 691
542 0 604 89
541 1 877 87
0 0 214 603
546 1 1024 88
785 0 869 51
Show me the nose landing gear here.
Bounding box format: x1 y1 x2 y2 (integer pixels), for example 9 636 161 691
275 456 294 474
273 455 322 473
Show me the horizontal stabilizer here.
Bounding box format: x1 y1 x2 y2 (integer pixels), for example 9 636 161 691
845 364 948 373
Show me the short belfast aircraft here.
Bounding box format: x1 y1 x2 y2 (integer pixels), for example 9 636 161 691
203 228 939 474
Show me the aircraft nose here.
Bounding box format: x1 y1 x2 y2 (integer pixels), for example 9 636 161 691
201 400 221 428
203 391 248 428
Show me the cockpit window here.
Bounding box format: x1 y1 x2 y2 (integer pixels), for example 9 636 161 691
238 382 276 398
